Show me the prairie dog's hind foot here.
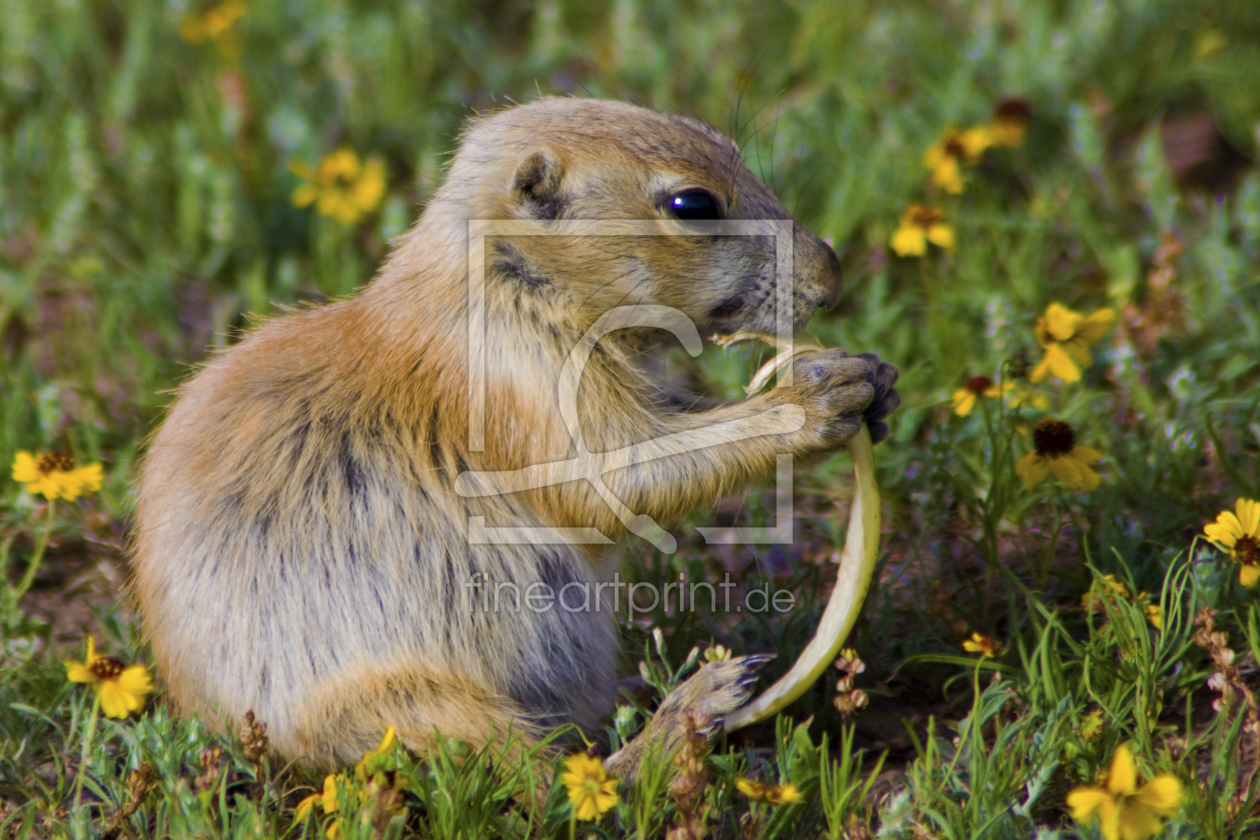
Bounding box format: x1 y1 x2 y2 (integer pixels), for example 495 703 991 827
603 654 772 782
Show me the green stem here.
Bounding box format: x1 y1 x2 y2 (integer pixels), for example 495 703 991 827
71 690 101 830
1038 491 1066 589
14 499 55 599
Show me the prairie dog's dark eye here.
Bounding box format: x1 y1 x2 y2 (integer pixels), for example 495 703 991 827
667 189 722 221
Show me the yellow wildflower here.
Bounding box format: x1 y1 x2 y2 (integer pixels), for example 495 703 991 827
1015 418 1104 492
923 126 991 193
64 636 154 719
561 753 618 821
990 98 1031 148
1067 745 1184 840
962 632 999 658
1081 574 1130 613
736 778 803 806
291 149 386 226
12 451 103 501
1143 602 1164 630
296 774 340 822
1203 498 1260 588
1030 303 1116 383
355 726 396 779
890 204 954 257
703 644 732 664
296 728 405 838
179 1 246 58
951 376 1013 417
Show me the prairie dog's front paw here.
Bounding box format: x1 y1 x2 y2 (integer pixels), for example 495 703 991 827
855 353 900 444
776 350 899 451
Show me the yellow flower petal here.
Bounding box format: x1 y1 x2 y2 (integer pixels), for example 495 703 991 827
1049 453 1100 491
926 223 954 250
1073 308 1116 344
12 451 39 483
1042 344 1082 383
292 184 318 209
770 783 802 805
931 157 964 194
952 390 977 417
74 463 102 491
1236 498 1260 537
1115 801 1163 840
97 680 136 719
960 126 991 161
1106 746 1138 797
1029 356 1053 384
30 473 59 499
1062 340 1096 369
1044 304 1083 342
355 725 396 778
65 661 93 683
117 664 154 698
295 793 320 821
1071 446 1104 464
320 775 339 815
352 160 386 212
1067 786 1110 821
561 753 603 786
1097 798 1120 840
326 149 360 180
1204 511 1242 547
1240 564 1260 588
1132 775 1184 817
891 225 927 257
1015 452 1049 489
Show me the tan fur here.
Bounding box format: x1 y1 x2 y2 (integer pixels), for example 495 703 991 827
131 98 894 770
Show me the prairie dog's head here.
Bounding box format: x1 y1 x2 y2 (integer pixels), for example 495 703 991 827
426 97 841 339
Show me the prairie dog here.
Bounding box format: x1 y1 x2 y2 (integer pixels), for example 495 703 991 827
131 98 899 770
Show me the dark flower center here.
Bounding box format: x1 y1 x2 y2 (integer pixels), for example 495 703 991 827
1238 536 1259 567
908 204 945 227
993 98 1031 125
965 376 993 394
90 657 126 680
943 136 967 158
1032 419 1075 456
36 451 75 473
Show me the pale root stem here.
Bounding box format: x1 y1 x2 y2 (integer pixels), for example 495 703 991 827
716 334 882 730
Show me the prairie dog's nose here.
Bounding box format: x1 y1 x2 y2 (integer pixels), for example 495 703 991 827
796 224 843 311
818 241 842 310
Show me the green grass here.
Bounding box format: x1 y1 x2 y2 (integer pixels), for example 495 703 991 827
3 0 1260 837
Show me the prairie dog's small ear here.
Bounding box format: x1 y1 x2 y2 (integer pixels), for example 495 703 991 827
513 151 566 219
